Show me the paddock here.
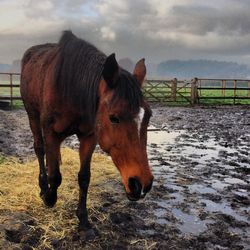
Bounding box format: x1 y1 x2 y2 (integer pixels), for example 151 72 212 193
0 106 249 249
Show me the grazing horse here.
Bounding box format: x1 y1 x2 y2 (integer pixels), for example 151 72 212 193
20 31 153 236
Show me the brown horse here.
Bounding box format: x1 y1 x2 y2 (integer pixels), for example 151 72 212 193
20 31 153 236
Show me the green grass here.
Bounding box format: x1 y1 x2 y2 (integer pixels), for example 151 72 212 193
198 89 250 105
0 79 23 108
143 84 191 104
143 84 250 105
0 80 20 95
0 154 7 164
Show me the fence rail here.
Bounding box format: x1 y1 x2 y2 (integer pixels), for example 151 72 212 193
144 78 250 104
0 72 250 107
0 73 21 107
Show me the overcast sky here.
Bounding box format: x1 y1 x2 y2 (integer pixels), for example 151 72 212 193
1 0 250 65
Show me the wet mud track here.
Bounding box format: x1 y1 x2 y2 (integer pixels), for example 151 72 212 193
0 106 249 249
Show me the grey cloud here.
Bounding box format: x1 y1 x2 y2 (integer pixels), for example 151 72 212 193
25 0 93 18
1 0 250 66
171 3 250 36
170 5 219 35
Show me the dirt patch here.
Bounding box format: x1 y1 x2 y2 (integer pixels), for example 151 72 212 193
0 105 249 249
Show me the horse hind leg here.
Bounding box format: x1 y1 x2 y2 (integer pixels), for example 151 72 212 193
28 116 49 197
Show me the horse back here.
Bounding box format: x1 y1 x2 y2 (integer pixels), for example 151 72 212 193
20 43 59 115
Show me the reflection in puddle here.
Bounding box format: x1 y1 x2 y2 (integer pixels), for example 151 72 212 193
211 179 230 190
165 183 184 192
156 218 169 225
201 199 249 223
172 208 211 235
188 184 216 194
148 128 184 155
169 193 184 203
224 177 247 185
233 189 248 198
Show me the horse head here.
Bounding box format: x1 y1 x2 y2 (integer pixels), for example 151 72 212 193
96 54 154 201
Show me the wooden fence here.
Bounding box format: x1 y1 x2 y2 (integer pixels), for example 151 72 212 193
0 72 250 107
144 78 250 104
197 78 250 104
0 72 21 107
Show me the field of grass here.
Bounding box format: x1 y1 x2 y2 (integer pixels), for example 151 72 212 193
198 88 250 105
0 80 20 94
0 154 7 164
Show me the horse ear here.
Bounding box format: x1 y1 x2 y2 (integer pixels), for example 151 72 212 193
103 53 119 88
133 58 146 87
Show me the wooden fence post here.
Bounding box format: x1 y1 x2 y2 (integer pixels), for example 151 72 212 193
233 80 237 105
222 80 226 97
10 73 13 108
171 78 177 101
191 77 198 104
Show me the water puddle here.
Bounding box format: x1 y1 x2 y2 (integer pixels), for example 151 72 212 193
169 193 184 203
211 179 230 190
224 177 247 185
172 208 212 235
201 199 249 223
165 183 184 192
233 189 248 198
147 128 240 168
148 128 184 146
178 139 238 165
156 218 169 225
153 204 212 235
188 184 217 194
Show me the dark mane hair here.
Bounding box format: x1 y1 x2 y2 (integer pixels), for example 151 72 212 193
55 30 106 118
111 69 143 112
55 30 143 120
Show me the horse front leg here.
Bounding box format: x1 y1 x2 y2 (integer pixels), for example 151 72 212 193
42 130 63 207
76 133 96 239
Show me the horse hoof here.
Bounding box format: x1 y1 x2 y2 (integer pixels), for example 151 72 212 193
41 190 57 208
79 228 96 241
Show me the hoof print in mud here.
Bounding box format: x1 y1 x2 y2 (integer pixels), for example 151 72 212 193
78 228 96 241
110 212 133 225
0 212 43 249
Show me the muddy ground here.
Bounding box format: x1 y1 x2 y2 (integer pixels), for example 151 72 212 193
0 105 249 249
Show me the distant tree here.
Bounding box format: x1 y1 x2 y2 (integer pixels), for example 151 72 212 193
0 63 11 80
157 59 250 79
10 60 21 73
0 63 11 73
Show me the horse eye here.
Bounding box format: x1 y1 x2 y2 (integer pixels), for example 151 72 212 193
109 115 120 124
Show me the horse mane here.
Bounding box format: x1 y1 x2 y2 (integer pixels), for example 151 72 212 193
111 69 143 112
55 31 143 120
55 30 107 118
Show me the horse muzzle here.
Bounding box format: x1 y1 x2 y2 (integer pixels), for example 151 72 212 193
126 177 153 201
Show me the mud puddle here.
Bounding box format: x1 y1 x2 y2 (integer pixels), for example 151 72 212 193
0 106 250 249
147 118 250 248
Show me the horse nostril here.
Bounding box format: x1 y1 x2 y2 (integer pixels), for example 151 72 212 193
143 177 153 194
128 177 142 196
